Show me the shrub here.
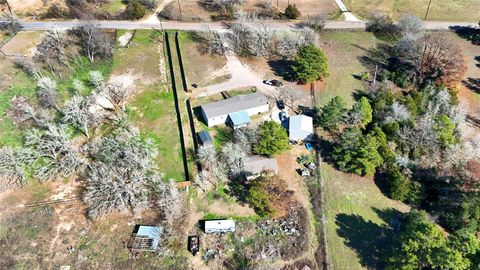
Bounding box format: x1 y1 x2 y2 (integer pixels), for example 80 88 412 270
284 4 300 19
124 0 146 20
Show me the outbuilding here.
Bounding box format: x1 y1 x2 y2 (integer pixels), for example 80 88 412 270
200 93 269 127
289 115 313 142
197 130 213 148
127 225 163 252
243 155 278 180
203 219 236 234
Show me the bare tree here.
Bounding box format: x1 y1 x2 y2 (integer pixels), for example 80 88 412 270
13 57 41 78
221 142 246 178
233 127 259 154
151 178 184 226
61 95 98 138
74 22 112 62
24 125 84 180
0 147 35 190
9 96 51 127
384 102 411 123
35 29 73 74
37 77 58 109
397 14 424 36
394 33 466 87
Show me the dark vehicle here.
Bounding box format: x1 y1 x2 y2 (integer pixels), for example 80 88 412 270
263 79 283 87
188 235 199 256
277 100 285 110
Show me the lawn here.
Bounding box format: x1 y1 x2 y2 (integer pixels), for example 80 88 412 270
317 31 379 107
322 163 409 270
113 30 186 181
99 0 126 14
343 0 480 21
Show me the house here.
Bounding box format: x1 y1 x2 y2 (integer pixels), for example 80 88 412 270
289 115 313 142
200 93 269 127
203 219 236 233
243 155 278 180
127 225 163 252
227 111 251 129
197 130 213 148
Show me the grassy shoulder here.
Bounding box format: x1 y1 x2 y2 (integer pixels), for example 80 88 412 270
317 31 379 107
344 0 480 21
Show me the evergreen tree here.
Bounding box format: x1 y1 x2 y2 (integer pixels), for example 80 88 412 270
387 210 471 270
292 44 329 83
332 127 384 177
284 4 301 19
433 114 457 147
254 121 290 157
349 96 373 129
318 96 347 132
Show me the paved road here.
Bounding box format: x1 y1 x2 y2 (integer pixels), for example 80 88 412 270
6 19 478 31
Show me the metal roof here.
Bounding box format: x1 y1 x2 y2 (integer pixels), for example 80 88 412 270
228 111 251 126
289 115 313 141
135 226 163 251
201 93 268 119
243 155 278 175
204 219 236 231
197 130 213 144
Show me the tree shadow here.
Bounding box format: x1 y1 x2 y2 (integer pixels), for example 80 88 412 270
449 26 480 45
335 208 403 269
267 59 295 81
357 43 393 72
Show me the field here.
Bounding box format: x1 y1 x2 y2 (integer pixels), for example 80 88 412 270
322 163 409 270
344 0 480 21
112 29 186 181
317 31 379 107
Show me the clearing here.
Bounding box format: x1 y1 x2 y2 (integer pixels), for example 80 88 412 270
317 31 379 107
323 163 409 270
343 0 480 21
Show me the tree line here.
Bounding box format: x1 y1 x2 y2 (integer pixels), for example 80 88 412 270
318 15 480 269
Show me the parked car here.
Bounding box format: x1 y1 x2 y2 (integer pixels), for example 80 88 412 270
277 99 285 110
263 79 283 87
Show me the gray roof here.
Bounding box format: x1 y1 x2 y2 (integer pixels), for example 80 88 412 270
244 155 278 175
197 130 213 144
201 93 268 119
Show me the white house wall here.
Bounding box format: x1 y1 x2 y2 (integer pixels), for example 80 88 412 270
204 104 269 127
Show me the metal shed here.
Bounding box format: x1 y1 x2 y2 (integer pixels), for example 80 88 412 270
289 115 313 142
128 225 163 252
197 130 213 147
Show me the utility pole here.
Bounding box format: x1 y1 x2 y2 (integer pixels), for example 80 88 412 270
424 0 432 20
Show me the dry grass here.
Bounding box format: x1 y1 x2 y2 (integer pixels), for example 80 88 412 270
344 0 480 21
1 31 44 56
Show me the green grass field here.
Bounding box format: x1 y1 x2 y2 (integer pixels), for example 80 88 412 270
317 31 379 107
344 0 480 21
322 164 409 269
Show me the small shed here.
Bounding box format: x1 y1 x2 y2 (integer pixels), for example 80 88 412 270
243 155 279 180
289 115 313 142
197 130 213 148
227 111 251 129
203 219 236 234
128 225 163 252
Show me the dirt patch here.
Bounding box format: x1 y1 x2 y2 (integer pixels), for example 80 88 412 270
1 31 44 57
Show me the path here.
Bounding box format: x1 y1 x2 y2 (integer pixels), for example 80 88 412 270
333 0 361 22
8 19 479 31
142 0 174 24
195 51 277 97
